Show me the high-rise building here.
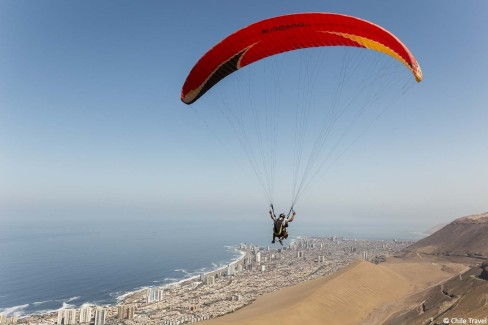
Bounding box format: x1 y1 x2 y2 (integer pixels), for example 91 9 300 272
145 287 164 303
261 265 266 272
94 308 106 325
245 256 252 266
57 310 64 324
79 306 92 323
0 316 6 324
237 264 243 272
146 288 156 303
57 309 76 325
156 288 164 301
117 306 124 320
206 276 215 285
227 264 235 276
255 252 261 263
65 309 76 325
127 305 135 320
117 305 135 320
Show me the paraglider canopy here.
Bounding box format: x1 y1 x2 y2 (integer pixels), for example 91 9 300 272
181 12 422 105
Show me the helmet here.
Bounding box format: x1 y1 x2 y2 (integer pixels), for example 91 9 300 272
279 213 286 218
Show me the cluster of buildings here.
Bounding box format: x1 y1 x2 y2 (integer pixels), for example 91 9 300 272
145 288 164 304
49 289 163 324
0 316 17 324
17 236 411 325
113 237 409 324
56 306 107 325
117 305 134 321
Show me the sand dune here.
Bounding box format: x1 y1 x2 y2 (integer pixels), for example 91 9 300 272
203 258 464 325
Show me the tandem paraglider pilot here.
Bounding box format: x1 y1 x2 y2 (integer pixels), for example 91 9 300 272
269 205 296 246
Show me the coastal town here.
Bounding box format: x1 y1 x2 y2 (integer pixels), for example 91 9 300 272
14 237 411 325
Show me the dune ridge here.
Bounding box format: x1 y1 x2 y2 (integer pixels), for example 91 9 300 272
203 259 463 325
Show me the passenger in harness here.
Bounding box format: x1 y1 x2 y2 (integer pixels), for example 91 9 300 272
269 206 296 246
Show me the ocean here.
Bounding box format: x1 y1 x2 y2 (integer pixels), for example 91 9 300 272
0 216 271 317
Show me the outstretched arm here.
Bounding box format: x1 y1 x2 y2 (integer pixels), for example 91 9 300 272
269 204 277 220
288 210 296 223
269 210 276 221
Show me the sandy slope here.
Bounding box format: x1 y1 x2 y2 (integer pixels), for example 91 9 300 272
202 258 465 325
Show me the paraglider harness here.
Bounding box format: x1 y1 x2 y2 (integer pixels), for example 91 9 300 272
271 204 293 238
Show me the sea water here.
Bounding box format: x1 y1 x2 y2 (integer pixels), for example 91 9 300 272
0 216 270 317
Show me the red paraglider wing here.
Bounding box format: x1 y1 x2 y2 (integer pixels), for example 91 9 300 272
181 12 422 105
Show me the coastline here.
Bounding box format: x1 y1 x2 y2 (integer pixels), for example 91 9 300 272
13 237 412 324
0 245 247 320
116 246 247 303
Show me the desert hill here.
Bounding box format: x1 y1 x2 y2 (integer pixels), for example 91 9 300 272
407 212 488 258
203 211 488 325
202 259 466 325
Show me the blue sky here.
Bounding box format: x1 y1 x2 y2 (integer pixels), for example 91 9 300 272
1 1 487 235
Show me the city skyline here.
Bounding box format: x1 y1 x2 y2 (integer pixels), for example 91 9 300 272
15 236 410 324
